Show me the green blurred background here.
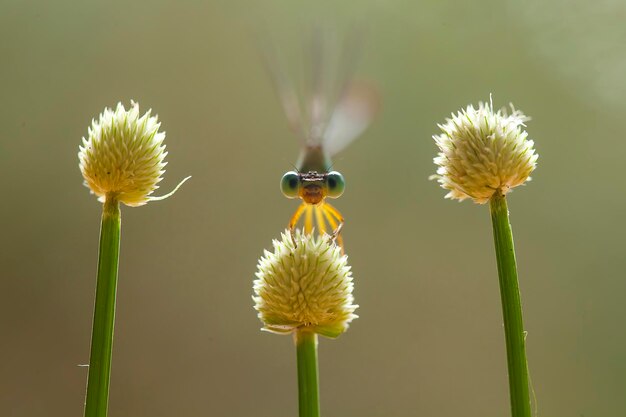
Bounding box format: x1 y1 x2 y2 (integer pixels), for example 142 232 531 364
1 0 625 416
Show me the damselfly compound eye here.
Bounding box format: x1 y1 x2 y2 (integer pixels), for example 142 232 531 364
325 171 345 199
280 171 300 199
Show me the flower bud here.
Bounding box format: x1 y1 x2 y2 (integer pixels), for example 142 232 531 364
253 229 358 338
431 98 538 203
79 101 169 206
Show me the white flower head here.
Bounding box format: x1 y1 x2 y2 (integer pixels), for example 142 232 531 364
431 97 538 204
78 101 188 206
253 229 358 338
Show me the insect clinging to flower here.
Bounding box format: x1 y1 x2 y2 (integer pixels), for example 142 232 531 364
264 30 379 249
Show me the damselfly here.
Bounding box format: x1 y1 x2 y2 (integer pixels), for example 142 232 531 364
264 31 379 249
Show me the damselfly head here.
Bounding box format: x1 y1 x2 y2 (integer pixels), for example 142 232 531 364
280 170 345 203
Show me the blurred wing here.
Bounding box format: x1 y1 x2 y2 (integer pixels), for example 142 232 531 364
258 27 375 153
322 81 380 156
305 27 363 148
259 37 307 144
305 29 327 146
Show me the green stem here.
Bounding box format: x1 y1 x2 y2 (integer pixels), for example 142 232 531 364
84 197 121 417
295 330 320 417
489 192 531 417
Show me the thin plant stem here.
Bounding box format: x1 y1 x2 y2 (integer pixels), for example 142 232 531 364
295 330 320 417
489 192 531 417
84 196 121 417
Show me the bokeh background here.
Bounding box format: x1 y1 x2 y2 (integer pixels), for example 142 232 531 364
1 1 625 416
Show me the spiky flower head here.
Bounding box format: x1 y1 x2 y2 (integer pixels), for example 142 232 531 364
79 101 176 207
253 229 358 338
431 98 538 204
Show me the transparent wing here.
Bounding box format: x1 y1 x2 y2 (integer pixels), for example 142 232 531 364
322 80 380 157
259 35 307 145
304 29 327 145
304 27 363 148
259 26 377 154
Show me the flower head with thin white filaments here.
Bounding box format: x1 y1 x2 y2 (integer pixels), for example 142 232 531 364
431 98 538 204
79 101 188 207
253 229 358 338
